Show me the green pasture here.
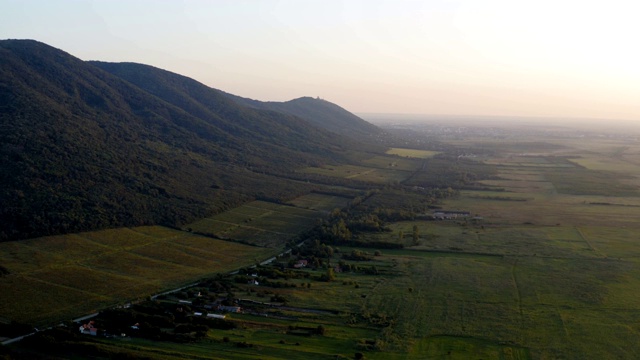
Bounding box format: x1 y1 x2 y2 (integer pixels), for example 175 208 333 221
443 139 567 154
556 138 640 157
0 226 269 325
361 155 423 171
399 134 640 358
225 240 624 358
386 148 440 159
447 144 640 225
449 189 640 228
341 237 640 358
286 192 353 212
408 336 530 360
301 164 412 183
568 156 640 173
485 155 575 168
88 320 380 360
184 200 322 247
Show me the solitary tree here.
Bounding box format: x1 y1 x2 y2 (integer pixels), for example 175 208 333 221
321 267 336 282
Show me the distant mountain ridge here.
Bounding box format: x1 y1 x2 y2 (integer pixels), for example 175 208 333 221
0 39 381 241
222 92 382 140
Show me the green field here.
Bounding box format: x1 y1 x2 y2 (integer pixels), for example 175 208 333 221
395 134 640 358
386 148 441 159
286 192 353 212
301 164 413 183
0 195 349 326
0 226 270 325
361 155 424 171
6 128 640 359
184 200 324 247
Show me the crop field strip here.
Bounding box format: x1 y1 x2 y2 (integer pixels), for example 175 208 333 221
301 163 414 183
412 139 640 358
184 200 327 247
0 196 338 326
285 192 354 211
0 226 269 325
361 155 424 171
385 148 441 159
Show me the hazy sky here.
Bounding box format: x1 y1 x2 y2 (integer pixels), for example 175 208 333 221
2 0 639 120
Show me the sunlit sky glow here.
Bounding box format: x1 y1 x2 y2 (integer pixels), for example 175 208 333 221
2 0 639 121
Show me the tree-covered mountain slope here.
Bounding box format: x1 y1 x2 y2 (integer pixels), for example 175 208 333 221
222 92 382 140
0 39 378 241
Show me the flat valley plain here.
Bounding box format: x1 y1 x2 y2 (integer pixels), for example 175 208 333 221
415 128 640 359
4 121 640 359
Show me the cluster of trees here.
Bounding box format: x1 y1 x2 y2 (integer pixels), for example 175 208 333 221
342 249 373 261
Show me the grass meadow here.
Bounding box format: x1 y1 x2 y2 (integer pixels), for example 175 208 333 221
5 134 640 359
386 148 441 158
301 164 413 183
183 200 325 247
0 226 270 325
361 155 424 171
285 192 353 212
391 134 640 359
0 196 343 326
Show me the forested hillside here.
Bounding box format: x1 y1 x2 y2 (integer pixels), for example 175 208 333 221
222 92 382 140
0 40 381 241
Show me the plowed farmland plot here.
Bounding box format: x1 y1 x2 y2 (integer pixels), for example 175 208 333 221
286 192 353 212
0 226 268 325
184 200 323 247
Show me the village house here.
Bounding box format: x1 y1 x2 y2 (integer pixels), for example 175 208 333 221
79 321 99 336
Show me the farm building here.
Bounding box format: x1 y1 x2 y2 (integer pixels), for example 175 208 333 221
79 321 99 336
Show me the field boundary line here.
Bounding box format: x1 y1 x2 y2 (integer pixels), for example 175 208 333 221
346 168 376 179
22 275 113 301
575 227 605 257
557 308 571 339
511 258 524 329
